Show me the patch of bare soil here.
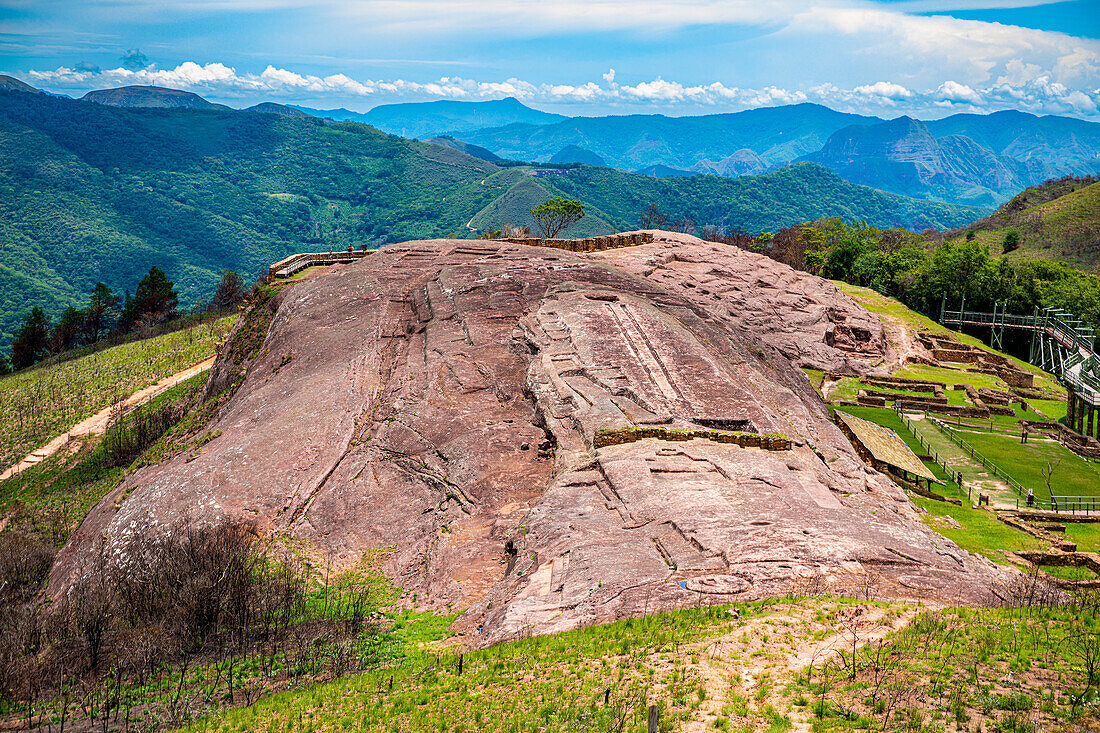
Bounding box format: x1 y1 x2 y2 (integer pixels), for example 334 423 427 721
678 600 922 733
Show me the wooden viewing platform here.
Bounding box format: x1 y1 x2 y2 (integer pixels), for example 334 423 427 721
268 250 371 279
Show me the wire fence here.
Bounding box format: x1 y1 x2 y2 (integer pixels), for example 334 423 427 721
891 405 957 485
927 413 1100 514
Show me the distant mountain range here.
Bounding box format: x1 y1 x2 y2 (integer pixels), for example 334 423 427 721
460 103 1100 206
292 96 567 139
54 80 1100 206
459 103 880 171
0 77 982 346
799 114 1099 207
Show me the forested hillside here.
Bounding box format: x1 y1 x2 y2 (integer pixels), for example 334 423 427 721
0 85 982 347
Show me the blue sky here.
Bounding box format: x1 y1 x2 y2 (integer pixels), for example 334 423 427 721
1 0 1098 119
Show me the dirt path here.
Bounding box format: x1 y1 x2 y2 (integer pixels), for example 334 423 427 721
679 602 922 733
0 356 216 483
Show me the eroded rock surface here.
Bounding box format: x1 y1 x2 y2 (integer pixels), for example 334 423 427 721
53 233 999 644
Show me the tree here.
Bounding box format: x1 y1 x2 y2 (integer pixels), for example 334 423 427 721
131 266 180 326
10 307 51 370
210 269 246 310
51 305 84 353
1002 229 1021 253
117 290 136 334
83 282 121 342
530 199 585 239
639 203 668 229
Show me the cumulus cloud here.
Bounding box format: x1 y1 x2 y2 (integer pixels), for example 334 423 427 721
853 81 914 99
935 80 983 104
20 60 1100 119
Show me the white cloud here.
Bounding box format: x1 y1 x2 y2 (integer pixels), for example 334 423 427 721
935 80 983 103
19 60 1100 119
854 81 913 99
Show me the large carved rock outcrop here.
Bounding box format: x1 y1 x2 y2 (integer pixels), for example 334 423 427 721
53 233 999 644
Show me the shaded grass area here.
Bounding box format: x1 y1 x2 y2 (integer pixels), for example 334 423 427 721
802 367 825 397
0 372 208 545
954 428 1100 499
910 494 1043 564
185 604 755 733
0 315 236 471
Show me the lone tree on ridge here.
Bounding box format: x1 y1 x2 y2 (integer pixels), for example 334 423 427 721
530 198 585 239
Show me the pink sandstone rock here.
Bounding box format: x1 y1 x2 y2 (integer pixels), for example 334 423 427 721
52 233 1002 645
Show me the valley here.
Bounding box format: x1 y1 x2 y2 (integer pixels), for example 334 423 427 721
0 81 984 347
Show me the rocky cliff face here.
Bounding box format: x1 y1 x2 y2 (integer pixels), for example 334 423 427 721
52 233 999 643
802 116 1031 205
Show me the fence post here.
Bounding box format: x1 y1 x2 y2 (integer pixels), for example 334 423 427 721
648 705 659 733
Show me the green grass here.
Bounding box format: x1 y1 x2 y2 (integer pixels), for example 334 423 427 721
1041 564 1096 580
802 605 1099 732
0 371 209 544
801 368 825 397
1031 398 1068 421
182 599 1100 733
0 315 235 471
952 428 1100 499
1064 522 1100 552
911 494 1044 563
185 603 758 733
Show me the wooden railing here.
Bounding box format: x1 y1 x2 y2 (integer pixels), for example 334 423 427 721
268 250 371 279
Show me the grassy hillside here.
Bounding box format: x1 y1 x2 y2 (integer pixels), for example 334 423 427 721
0 87 984 347
466 169 618 235
944 176 1100 271
183 598 1094 733
0 314 235 471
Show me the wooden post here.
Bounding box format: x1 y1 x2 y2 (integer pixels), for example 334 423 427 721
648 705 659 733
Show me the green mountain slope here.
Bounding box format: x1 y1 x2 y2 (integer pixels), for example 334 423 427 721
549 162 983 235
944 176 1100 272
465 170 617 235
0 86 983 347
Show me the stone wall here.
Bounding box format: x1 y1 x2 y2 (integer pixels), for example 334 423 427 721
593 426 791 451
1020 420 1100 458
893 399 992 418
495 232 654 252
860 376 946 391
